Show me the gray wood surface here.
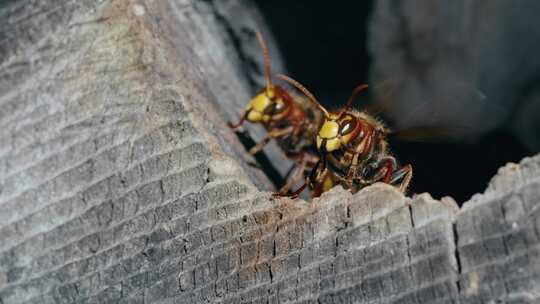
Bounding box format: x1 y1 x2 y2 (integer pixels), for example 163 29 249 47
1 1 539 303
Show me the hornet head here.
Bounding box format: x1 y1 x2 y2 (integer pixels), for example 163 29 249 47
278 74 368 153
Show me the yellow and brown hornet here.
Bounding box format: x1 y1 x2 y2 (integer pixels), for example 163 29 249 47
228 32 325 196
278 75 413 197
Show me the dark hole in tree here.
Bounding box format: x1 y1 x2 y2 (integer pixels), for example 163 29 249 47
255 0 532 204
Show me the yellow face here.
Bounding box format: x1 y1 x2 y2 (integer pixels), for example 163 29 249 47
245 87 287 123
316 113 358 152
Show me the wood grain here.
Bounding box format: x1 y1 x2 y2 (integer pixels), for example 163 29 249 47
1 1 539 303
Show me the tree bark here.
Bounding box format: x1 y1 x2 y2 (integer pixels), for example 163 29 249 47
1 1 539 304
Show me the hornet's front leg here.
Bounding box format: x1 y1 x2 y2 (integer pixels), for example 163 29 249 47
278 152 319 195
344 127 373 181
278 153 308 195
228 109 251 130
274 154 327 199
248 126 294 155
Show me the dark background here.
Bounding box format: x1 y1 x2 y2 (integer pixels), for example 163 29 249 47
255 1 532 204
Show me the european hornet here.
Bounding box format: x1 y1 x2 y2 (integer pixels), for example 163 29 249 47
228 32 325 196
278 75 413 197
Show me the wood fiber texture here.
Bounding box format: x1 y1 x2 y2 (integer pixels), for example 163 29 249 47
1 1 540 304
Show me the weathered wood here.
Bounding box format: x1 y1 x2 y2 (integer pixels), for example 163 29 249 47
1 1 540 304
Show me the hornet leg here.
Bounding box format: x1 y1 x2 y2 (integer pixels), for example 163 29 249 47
228 109 250 129
275 155 326 199
358 156 397 185
278 153 308 194
389 164 413 193
360 157 411 193
248 126 294 155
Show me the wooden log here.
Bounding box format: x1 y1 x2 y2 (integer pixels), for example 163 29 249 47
1 1 539 304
